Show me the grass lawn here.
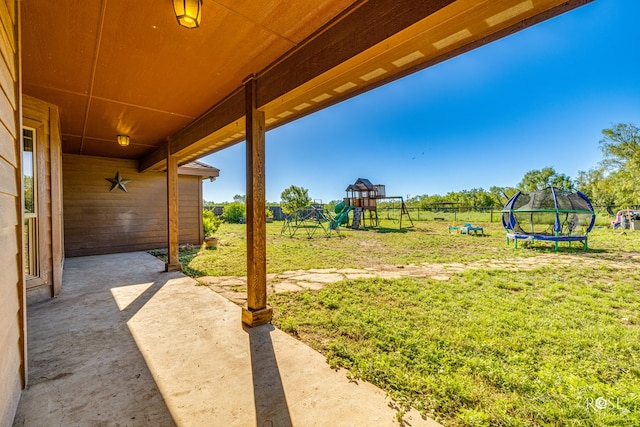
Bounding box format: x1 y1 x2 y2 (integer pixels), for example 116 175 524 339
180 220 543 277
166 220 640 426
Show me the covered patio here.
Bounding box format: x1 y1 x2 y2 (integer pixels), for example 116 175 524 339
13 252 437 426
1 0 595 425
20 0 593 327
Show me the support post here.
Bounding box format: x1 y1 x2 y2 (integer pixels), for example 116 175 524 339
242 75 272 326
166 150 182 272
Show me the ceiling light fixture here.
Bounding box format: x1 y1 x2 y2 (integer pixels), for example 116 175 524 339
173 0 202 29
117 135 130 147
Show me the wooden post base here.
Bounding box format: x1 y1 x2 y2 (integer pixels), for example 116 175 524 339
242 305 273 327
165 262 182 272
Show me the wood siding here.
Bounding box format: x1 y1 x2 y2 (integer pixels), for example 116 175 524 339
22 95 64 304
0 0 25 425
63 154 203 257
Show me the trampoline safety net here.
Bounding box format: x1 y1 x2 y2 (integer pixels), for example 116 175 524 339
502 186 596 236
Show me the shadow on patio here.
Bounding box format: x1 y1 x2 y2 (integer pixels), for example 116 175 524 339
13 252 439 426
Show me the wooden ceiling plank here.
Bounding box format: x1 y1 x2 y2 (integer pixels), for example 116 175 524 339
79 0 108 155
213 0 360 45
21 1 100 95
84 98 193 147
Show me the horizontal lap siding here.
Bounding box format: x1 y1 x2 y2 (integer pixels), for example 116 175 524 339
0 0 24 425
178 176 200 244
63 154 203 257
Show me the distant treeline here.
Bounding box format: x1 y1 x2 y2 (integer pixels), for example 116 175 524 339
205 204 286 220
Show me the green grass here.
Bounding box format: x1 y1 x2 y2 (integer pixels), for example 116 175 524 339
181 220 543 276
270 269 640 426
178 220 638 277
163 219 640 426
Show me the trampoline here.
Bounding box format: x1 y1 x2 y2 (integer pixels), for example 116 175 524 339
501 186 596 250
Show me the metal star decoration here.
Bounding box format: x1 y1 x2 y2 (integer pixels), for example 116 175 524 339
105 170 131 192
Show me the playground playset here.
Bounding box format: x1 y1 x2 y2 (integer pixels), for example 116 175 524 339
343 178 413 229
280 178 413 237
501 186 596 250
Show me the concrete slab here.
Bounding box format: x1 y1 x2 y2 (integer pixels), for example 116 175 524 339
14 252 441 427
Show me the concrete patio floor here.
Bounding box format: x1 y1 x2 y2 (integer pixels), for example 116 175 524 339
13 251 441 427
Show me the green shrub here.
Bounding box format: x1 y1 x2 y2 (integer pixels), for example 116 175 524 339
202 209 222 237
223 202 246 224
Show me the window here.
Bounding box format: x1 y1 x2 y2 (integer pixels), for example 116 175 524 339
23 127 38 278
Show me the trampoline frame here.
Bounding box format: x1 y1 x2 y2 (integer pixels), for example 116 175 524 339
501 187 595 251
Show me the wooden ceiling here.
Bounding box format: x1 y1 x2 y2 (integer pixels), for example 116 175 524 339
21 0 591 170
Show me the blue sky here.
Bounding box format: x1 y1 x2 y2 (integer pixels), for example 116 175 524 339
202 0 640 204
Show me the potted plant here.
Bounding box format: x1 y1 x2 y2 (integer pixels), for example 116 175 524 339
203 209 222 249
204 234 218 248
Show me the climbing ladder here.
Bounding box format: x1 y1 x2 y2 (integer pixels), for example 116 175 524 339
351 207 362 229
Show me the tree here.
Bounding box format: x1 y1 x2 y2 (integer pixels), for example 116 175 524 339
489 186 518 206
280 185 312 215
24 176 34 213
456 188 496 209
577 123 640 207
600 123 640 171
233 194 246 204
576 168 616 207
517 167 574 192
600 123 640 206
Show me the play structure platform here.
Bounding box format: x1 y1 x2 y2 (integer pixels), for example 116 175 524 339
344 178 413 230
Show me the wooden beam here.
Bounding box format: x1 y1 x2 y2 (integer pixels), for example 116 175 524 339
138 141 167 173
165 150 182 272
170 88 245 157
242 75 271 327
256 0 455 107
138 89 245 173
